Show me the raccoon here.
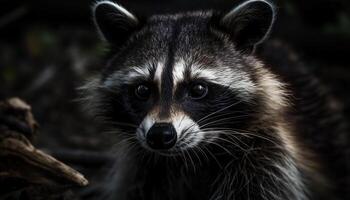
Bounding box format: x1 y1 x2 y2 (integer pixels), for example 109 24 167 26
80 0 349 199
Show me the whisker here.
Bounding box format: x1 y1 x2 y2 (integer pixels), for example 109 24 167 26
196 110 252 125
202 140 236 157
199 115 252 129
195 100 244 125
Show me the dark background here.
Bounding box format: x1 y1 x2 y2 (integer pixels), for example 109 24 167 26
0 0 350 193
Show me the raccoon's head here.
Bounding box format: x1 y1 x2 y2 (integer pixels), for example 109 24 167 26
84 0 282 155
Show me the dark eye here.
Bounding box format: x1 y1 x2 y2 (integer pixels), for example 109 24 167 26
189 83 208 100
135 84 151 100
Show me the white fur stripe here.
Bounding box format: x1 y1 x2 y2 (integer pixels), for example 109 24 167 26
172 59 186 86
191 66 257 100
103 66 150 88
172 60 257 100
191 67 257 97
154 62 164 91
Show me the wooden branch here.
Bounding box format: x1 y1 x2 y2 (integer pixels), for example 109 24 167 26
0 98 88 197
0 136 89 186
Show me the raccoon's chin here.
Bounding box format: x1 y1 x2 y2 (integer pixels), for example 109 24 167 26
137 139 196 157
139 148 181 157
138 143 187 156
155 149 183 157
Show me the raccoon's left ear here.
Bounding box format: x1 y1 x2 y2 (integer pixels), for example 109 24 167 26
218 0 275 52
93 1 140 46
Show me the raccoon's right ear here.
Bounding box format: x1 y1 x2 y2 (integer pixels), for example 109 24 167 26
93 1 139 45
217 0 275 53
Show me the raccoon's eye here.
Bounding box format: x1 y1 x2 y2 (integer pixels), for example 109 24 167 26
189 83 208 100
135 84 151 100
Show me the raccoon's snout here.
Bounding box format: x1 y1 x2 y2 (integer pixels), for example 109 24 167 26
146 123 177 150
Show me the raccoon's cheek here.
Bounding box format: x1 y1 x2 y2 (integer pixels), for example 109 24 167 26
172 114 204 148
136 115 155 142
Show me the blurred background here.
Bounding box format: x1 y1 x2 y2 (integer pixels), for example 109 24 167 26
0 0 350 195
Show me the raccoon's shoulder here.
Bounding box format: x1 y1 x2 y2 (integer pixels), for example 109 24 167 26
258 40 347 139
258 40 350 193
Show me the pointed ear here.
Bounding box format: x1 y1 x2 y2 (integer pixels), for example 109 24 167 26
93 1 139 45
219 0 275 52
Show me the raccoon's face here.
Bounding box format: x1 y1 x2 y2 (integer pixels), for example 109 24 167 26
87 0 277 155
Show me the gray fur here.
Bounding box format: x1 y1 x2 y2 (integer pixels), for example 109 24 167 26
79 1 349 200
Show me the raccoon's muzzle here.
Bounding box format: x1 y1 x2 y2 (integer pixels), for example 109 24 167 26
146 123 177 150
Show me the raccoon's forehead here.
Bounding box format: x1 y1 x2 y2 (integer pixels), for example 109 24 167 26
101 14 257 99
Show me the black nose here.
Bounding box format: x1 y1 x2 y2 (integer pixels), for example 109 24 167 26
146 123 177 150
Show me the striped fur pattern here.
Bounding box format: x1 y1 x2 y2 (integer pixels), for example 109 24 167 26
79 1 349 200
